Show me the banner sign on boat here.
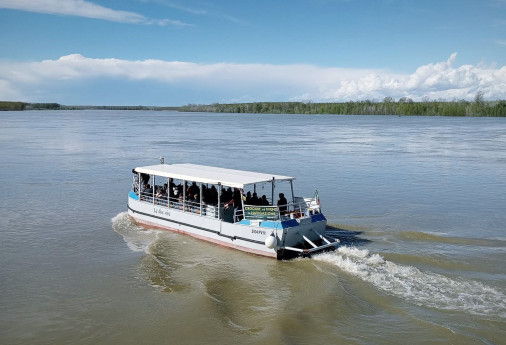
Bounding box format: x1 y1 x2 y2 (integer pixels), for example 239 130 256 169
244 205 280 220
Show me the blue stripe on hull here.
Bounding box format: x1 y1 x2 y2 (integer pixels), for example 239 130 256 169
237 215 326 228
129 190 139 200
311 213 326 222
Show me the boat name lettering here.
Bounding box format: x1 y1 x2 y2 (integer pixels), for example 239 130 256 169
252 229 266 235
154 207 170 216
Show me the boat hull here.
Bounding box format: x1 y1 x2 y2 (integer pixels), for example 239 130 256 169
127 196 328 259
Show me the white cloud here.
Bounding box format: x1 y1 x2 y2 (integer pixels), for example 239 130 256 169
140 0 208 15
0 53 505 103
0 0 188 26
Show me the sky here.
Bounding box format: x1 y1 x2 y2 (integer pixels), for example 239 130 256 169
0 0 505 106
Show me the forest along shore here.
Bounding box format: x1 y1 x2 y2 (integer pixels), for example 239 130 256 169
2 97 506 116
180 98 506 116
0 102 178 111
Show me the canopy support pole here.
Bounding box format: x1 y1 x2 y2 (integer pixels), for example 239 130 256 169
290 180 295 205
218 182 221 219
200 183 203 216
183 179 186 212
271 177 275 206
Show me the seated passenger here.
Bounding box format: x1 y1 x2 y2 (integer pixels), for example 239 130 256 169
155 187 163 198
189 182 199 198
172 183 182 201
260 195 269 206
191 193 201 213
143 184 153 196
178 194 184 209
172 186 179 199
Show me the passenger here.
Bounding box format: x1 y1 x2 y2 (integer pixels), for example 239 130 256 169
245 191 252 205
168 178 174 197
251 192 259 205
189 181 199 200
221 187 226 198
156 187 166 205
223 188 239 210
201 192 208 205
155 187 163 199
178 194 184 210
163 183 168 200
169 186 178 206
221 189 227 205
260 195 269 206
143 183 153 196
224 192 234 209
233 189 242 208
226 187 233 201
277 193 288 215
140 173 150 186
184 181 189 199
209 185 218 205
202 184 208 203
132 173 139 193
191 193 200 213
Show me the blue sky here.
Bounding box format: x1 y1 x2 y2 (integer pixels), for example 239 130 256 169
1 0 505 105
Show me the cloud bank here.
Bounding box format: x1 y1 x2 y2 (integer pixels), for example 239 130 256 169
0 0 186 26
0 53 505 104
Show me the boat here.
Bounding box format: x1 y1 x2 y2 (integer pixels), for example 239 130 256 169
127 161 339 259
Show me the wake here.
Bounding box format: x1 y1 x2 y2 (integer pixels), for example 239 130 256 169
314 247 506 318
111 211 160 253
112 212 505 318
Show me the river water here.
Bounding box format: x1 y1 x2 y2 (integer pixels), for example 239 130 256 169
1 110 505 344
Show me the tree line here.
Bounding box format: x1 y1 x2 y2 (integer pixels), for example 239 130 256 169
180 98 506 117
3 96 505 116
0 101 28 111
0 102 178 111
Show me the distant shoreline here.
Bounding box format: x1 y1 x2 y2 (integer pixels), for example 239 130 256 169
0 102 179 111
1 99 505 116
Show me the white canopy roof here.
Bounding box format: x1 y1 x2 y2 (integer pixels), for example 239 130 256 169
134 163 295 189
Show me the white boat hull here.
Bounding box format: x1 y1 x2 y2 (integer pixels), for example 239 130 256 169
127 195 329 259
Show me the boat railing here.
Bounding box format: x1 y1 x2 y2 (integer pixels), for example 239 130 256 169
234 209 244 223
275 199 305 219
139 191 154 203
138 191 220 218
281 199 320 219
136 191 318 221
